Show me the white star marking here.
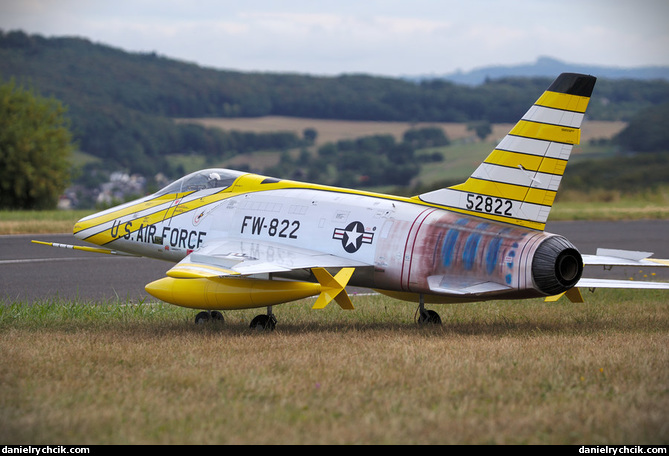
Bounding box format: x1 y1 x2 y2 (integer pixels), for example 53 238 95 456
344 225 363 249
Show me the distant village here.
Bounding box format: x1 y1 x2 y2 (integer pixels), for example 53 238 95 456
58 172 171 210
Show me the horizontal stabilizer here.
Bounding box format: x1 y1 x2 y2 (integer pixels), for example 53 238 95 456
546 277 669 302
583 249 669 267
576 278 669 290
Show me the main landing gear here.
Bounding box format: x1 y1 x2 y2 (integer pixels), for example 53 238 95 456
195 310 224 324
250 306 277 331
193 298 440 329
194 307 277 331
417 294 442 325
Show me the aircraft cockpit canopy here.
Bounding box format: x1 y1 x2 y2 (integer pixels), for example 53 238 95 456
156 169 245 196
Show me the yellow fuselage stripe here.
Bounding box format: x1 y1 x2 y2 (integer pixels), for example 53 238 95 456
77 190 233 245
74 192 187 228
76 174 421 246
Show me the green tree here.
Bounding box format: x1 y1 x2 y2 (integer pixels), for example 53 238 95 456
303 127 318 145
467 121 492 141
403 127 450 148
0 80 74 209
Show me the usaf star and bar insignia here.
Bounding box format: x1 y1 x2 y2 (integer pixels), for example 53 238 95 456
333 221 374 253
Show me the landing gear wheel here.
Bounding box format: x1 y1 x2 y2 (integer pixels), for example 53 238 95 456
250 314 277 331
195 311 210 324
195 311 224 324
416 294 441 325
418 309 442 325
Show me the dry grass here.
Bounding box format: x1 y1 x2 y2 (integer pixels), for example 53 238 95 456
0 210 89 235
1 290 667 445
176 116 477 146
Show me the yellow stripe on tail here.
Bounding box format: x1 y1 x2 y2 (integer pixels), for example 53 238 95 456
417 73 597 231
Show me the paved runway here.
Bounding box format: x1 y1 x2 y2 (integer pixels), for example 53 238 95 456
1 220 668 302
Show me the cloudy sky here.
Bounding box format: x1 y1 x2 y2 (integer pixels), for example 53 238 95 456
1 0 668 77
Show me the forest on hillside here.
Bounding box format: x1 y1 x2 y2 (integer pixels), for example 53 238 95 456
2 29 669 199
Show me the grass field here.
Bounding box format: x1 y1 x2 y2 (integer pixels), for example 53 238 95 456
0 210 91 235
1 291 667 444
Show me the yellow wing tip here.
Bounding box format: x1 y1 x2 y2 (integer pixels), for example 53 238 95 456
166 264 240 279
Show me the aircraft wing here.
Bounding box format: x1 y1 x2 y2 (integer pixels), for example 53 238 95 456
165 238 372 279
578 248 669 290
579 248 669 288
582 248 669 268
575 278 669 289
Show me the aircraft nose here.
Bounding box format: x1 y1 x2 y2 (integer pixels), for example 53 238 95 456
73 214 93 240
73 221 84 240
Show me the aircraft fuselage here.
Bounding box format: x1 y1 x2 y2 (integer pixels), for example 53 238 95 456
74 174 581 303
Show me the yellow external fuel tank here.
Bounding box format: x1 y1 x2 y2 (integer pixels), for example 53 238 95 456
145 276 322 310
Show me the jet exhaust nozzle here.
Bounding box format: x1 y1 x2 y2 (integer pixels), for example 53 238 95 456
532 236 583 296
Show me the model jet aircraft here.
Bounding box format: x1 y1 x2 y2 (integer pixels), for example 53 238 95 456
34 73 669 329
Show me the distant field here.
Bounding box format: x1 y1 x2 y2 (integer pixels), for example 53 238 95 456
176 116 626 146
174 117 627 187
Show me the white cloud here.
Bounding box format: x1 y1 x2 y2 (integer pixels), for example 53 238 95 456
1 0 668 76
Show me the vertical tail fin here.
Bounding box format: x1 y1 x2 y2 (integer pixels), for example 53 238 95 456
417 73 597 231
